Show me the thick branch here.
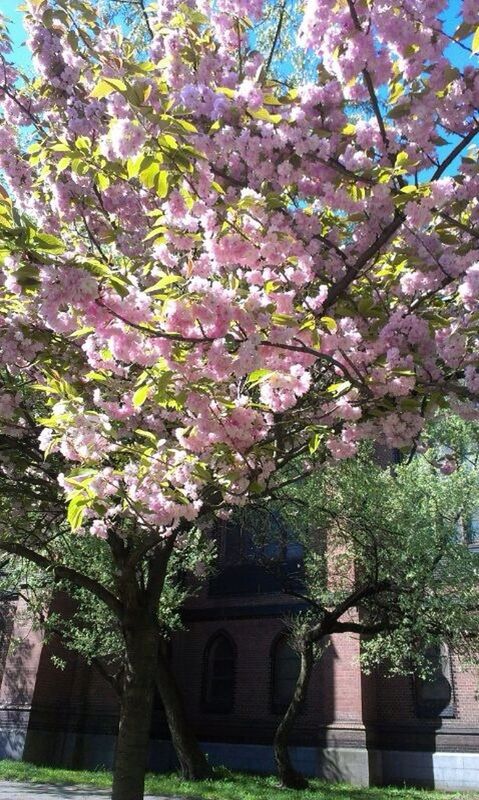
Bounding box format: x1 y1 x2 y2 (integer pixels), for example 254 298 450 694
306 580 393 643
323 212 405 311
0 540 123 618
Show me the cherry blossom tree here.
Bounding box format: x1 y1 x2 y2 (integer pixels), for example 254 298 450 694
0 0 478 797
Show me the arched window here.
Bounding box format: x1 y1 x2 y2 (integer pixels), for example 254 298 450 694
203 632 236 713
415 644 455 719
271 635 301 714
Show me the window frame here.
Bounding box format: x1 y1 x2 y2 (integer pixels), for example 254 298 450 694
201 630 237 714
414 643 456 720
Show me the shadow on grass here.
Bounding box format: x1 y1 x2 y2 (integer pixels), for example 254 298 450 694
0 761 472 800
144 768 468 800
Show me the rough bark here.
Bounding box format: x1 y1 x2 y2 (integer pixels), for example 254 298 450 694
111 609 158 800
155 645 212 779
274 641 314 789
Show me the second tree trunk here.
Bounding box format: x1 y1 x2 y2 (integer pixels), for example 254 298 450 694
274 641 314 789
155 645 212 779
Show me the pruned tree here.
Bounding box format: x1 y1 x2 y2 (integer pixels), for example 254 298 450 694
243 421 479 788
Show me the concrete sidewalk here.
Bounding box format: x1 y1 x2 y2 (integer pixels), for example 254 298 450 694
0 783 192 800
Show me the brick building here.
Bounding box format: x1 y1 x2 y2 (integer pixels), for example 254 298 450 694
0 524 477 791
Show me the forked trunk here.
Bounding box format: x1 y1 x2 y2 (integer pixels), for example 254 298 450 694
112 612 158 800
156 645 213 779
274 641 314 790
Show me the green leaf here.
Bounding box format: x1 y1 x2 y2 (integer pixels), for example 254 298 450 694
263 94 281 106
246 369 274 386
127 154 144 179
139 159 160 190
51 142 72 153
90 77 127 99
327 380 352 395
146 274 183 292
320 316 337 333
159 134 178 149
135 429 157 442
395 151 410 167
216 86 235 98
250 108 282 124
85 370 108 381
70 326 95 339
211 181 225 195
57 156 71 173
31 232 64 253
67 494 88 531
133 385 149 408
308 432 321 454
174 118 198 133
155 170 169 198
96 172 110 191
272 312 296 325
472 26 479 54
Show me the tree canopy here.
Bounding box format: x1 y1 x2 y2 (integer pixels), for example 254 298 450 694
0 0 477 542
0 1 478 797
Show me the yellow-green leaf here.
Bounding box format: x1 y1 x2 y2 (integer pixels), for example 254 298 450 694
327 380 351 395
246 368 275 386
90 77 127 99
155 170 169 198
472 26 479 54
139 160 160 190
32 232 64 253
133 385 149 408
57 156 71 173
127 154 144 179
251 108 282 124
146 274 183 292
67 494 88 531
320 316 337 333
96 172 110 191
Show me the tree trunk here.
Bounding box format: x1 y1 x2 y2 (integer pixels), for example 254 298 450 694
155 644 212 779
274 641 314 789
112 611 158 800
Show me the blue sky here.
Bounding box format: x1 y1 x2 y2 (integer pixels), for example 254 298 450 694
3 0 29 71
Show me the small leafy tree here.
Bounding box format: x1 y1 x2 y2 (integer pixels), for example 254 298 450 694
248 423 479 788
0 0 478 797
0 397 216 782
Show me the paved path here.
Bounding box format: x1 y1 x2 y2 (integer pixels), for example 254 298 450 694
0 783 194 800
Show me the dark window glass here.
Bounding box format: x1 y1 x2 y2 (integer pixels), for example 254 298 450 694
415 644 455 718
203 634 236 713
209 516 304 597
272 636 301 714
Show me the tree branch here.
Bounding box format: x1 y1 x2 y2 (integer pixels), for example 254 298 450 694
432 125 479 181
0 540 123 618
323 212 405 311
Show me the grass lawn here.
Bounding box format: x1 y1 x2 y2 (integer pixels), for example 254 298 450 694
0 760 475 800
